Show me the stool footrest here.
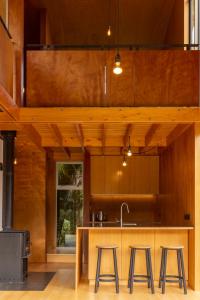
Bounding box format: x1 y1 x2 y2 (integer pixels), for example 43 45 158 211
131 275 150 283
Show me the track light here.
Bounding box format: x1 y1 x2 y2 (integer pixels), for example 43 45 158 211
113 52 122 75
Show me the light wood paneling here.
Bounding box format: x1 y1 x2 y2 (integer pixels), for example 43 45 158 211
154 230 188 280
86 228 189 282
26 50 199 107
121 230 155 279
14 134 46 262
88 229 122 280
159 125 194 226
91 156 159 194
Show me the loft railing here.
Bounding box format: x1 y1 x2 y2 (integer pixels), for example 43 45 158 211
25 43 200 51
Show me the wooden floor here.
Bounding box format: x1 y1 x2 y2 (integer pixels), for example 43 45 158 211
0 263 200 300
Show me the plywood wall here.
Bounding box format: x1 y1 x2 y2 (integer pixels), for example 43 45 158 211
13 137 46 262
159 125 195 226
26 50 199 107
91 156 159 194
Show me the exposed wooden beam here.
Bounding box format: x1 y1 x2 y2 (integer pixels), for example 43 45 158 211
101 124 106 155
63 147 71 158
22 124 44 152
0 84 19 120
123 124 133 147
167 124 192 146
145 124 161 146
19 107 200 123
49 124 63 146
75 124 84 152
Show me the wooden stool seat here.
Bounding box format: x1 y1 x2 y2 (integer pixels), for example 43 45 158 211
161 245 184 250
159 246 187 294
96 245 118 249
130 245 151 249
128 246 154 294
94 246 119 293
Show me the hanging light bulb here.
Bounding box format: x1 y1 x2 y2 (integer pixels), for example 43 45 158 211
122 155 127 167
13 158 18 165
127 136 132 156
107 25 111 36
113 52 122 75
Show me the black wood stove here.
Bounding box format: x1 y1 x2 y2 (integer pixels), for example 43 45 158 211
0 131 30 283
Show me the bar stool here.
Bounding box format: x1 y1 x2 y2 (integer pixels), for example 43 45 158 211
94 245 119 293
159 246 187 294
128 245 155 294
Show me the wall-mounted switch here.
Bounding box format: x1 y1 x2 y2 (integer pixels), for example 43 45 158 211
184 214 190 220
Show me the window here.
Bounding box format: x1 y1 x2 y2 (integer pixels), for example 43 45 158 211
190 0 199 45
56 162 83 250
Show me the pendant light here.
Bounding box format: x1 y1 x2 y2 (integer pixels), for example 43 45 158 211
113 50 122 74
127 136 132 157
122 155 127 167
107 25 112 37
113 0 122 75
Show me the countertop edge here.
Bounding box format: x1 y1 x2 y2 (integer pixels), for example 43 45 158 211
77 226 194 230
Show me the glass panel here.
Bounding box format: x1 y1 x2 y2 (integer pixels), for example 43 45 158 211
57 163 83 189
57 190 83 247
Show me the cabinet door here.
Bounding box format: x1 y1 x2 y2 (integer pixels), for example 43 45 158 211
90 156 105 194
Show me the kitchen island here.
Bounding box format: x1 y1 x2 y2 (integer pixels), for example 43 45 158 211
75 225 194 289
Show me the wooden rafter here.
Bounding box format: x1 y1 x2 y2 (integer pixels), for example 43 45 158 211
145 124 161 146
64 147 71 158
123 124 133 147
49 124 63 146
75 124 84 152
101 124 106 155
19 107 200 123
167 124 192 146
22 124 44 152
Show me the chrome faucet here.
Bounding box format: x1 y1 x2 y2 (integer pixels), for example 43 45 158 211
120 202 130 227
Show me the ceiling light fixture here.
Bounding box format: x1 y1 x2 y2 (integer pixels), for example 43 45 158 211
113 50 122 75
122 155 127 167
107 25 111 36
127 136 132 157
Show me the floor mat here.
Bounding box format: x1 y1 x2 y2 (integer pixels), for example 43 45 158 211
0 272 55 291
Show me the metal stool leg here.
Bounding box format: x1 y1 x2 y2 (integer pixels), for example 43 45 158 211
162 249 167 294
128 248 133 288
94 248 102 293
129 249 136 294
113 248 119 294
159 248 164 288
145 249 151 288
179 249 187 295
147 249 155 294
177 249 183 288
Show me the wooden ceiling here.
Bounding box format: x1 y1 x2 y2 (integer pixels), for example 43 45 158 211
1 119 191 156
28 0 179 45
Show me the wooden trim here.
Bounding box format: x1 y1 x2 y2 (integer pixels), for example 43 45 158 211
49 124 63 146
101 124 106 155
19 107 200 123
